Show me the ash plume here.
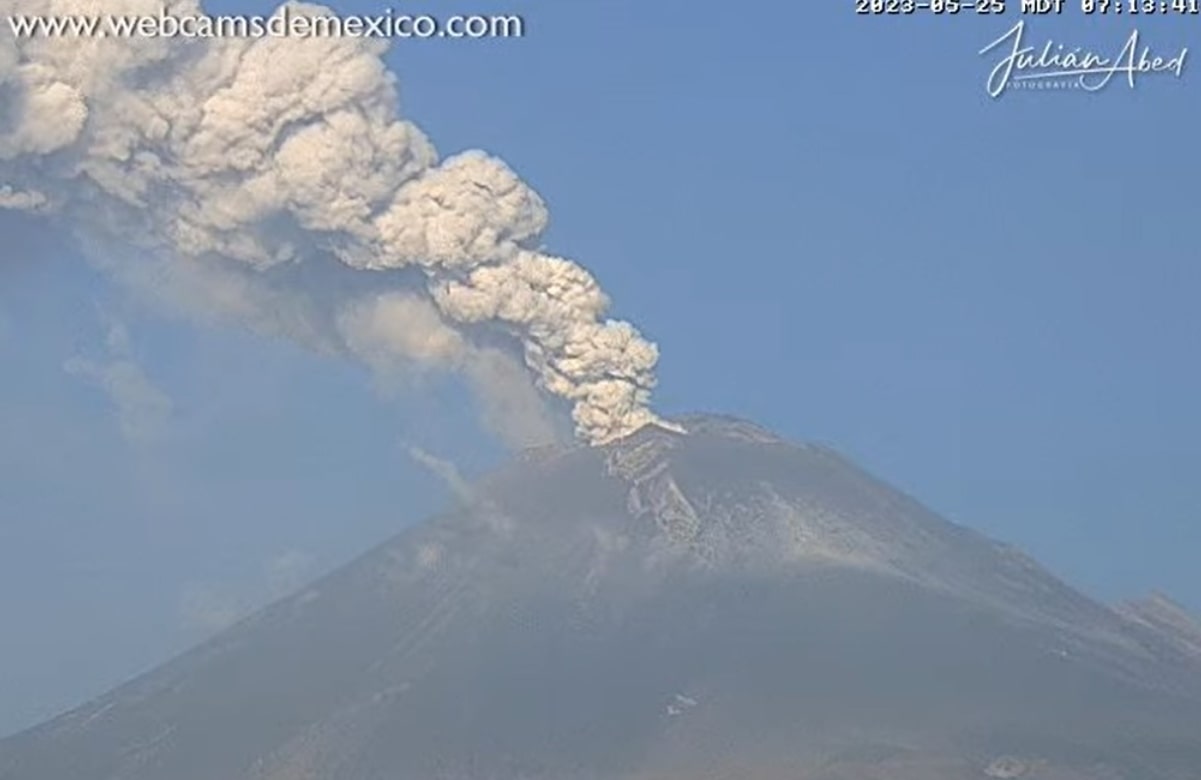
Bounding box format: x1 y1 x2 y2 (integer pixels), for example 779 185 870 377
63 314 174 446
0 0 672 444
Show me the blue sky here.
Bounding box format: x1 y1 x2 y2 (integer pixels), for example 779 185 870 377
2 0 1199 736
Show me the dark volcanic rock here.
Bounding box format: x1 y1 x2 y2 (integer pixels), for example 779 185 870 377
3 415 1201 780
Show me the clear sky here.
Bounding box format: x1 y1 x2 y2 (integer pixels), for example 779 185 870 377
2 0 1199 737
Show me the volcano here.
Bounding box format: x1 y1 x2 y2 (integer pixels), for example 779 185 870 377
3 415 1201 780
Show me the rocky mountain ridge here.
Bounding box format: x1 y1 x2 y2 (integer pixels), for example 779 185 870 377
3 414 1200 780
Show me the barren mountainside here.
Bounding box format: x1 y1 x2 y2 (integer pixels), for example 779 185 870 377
3 415 1201 780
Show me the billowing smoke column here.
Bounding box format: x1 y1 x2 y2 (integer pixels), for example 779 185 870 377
0 0 672 445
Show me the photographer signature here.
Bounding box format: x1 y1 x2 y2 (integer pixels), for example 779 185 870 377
979 20 1188 97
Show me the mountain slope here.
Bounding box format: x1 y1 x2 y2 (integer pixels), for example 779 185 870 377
3 415 1200 780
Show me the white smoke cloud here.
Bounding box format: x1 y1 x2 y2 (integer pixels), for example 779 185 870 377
337 291 563 448
63 316 173 446
95 242 340 355
263 549 317 595
178 583 245 634
403 443 475 505
0 185 47 211
180 548 316 634
0 0 674 445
